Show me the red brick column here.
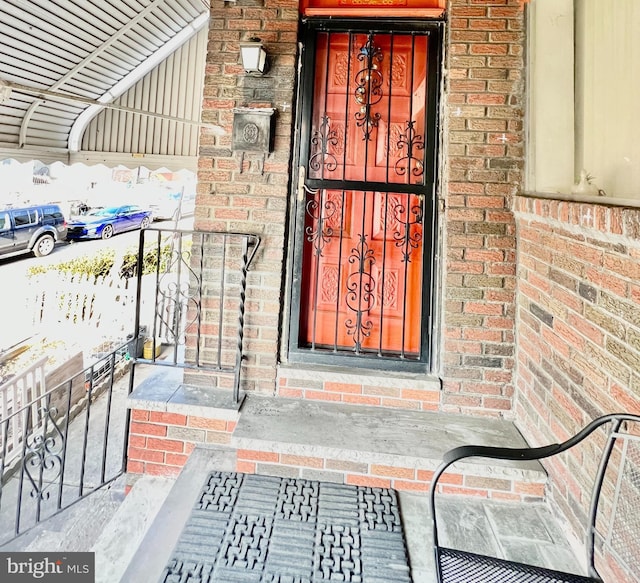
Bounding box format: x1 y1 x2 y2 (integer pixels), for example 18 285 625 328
192 0 299 393
441 0 524 415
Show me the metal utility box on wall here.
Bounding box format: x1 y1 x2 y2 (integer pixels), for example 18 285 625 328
232 107 276 153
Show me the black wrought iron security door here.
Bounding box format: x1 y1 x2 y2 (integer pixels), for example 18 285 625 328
290 20 440 370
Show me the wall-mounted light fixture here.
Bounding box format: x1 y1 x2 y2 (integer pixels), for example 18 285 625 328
239 38 268 75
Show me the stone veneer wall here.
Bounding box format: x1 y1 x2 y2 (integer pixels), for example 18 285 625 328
514 194 640 546
192 0 525 415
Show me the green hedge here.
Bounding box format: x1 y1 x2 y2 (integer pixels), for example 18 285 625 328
28 249 115 280
119 244 172 279
28 243 173 280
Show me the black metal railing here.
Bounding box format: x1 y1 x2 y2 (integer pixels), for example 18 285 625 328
0 342 131 545
0 228 259 545
129 228 260 403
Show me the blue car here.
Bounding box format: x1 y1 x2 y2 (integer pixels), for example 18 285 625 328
66 205 152 240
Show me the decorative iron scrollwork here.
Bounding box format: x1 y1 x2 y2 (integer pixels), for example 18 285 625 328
354 35 384 141
156 249 200 345
395 121 425 179
23 407 64 501
305 190 337 257
345 233 377 351
391 196 423 263
309 115 339 174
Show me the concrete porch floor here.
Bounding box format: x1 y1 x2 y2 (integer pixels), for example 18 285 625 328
4 445 588 583
1 370 589 582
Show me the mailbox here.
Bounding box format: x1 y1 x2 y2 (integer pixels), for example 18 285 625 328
232 107 276 153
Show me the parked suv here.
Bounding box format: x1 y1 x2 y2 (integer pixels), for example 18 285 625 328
0 204 67 259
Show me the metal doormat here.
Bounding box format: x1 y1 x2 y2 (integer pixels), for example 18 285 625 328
159 471 413 583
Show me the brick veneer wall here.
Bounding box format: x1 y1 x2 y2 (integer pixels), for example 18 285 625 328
236 448 546 499
191 0 298 393
276 377 440 410
441 0 524 415
192 0 525 414
514 194 640 538
127 410 237 476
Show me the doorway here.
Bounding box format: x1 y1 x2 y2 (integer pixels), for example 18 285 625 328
289 19 441 372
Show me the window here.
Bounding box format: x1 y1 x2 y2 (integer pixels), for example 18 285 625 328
42 206 63 224
12 209 38 227
526 0 640 199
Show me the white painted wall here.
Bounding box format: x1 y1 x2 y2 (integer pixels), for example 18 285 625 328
526 0 575 194
576 0 640 198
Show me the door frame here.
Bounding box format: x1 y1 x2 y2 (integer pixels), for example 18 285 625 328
284 17 443 373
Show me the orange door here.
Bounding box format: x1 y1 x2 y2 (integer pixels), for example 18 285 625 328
301 188 423 355
296 26 436 361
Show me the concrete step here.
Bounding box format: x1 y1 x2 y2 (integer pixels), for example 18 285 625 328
92 475 175 583
231 396 548 499
119 445 236 583
1 475 128 553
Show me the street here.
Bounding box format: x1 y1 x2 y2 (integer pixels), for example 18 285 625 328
0 216 192 352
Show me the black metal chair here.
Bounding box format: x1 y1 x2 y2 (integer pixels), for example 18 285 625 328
428 413 640 583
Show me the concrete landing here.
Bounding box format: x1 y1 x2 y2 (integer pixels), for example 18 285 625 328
113 459 586 583
231 396 547 496
400 492 588 582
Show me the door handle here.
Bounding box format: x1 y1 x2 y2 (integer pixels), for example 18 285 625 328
297 166 319 202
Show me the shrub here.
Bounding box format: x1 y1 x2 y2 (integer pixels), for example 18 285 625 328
27 242 173 281
28 249 115 281
119 243 172 279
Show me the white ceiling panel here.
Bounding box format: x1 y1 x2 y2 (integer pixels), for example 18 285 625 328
0 0 209 170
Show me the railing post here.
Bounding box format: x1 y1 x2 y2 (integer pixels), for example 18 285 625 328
233 236 250 404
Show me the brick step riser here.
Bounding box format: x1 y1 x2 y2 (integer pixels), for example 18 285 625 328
277 377 442 412
235 448 547 500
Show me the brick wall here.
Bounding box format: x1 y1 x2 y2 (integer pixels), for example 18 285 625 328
192 0 526 415
514 194 640 536
440 0 524 415
192 0 299 393
236 447 545 499
127 409 237 476
277 368 441 410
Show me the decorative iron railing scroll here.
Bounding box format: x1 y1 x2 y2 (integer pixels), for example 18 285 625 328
309 115 339 174
130 228 260 404
0 342 131 544
391 195 424 263
345 233 377 351
395 121 425 180
305 190 338 257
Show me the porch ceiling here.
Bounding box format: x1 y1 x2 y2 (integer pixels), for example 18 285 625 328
0 0 210 171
